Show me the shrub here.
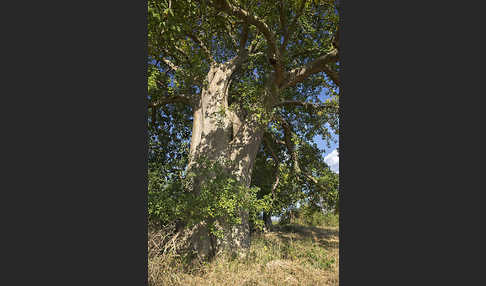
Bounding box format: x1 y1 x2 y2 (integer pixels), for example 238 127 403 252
148 158 271 238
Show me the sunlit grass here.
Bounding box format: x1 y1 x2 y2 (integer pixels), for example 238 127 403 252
148 220 339 286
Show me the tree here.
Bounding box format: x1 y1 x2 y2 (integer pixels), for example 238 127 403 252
148 0 340 259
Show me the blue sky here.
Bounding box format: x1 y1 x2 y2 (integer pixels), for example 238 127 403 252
315 88 339 174
316 134 339 173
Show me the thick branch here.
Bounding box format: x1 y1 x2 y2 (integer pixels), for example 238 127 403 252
222 23 251 76
214 0 284 83
215 1 278 55
282 48 339 89
275 114 301 173
239 22 249 53
322 65 341 87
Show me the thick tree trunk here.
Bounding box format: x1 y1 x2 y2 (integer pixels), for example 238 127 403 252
185 58 263 259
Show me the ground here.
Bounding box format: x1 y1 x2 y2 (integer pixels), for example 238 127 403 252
148 223 339 286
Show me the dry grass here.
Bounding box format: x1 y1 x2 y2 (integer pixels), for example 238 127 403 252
148 223 339 286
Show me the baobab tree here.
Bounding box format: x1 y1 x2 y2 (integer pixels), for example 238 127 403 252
148 0 340 258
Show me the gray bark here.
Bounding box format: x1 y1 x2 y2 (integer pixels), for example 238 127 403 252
185 56 263 259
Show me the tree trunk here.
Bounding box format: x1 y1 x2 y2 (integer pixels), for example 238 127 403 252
263 212 273 232
184 59 263 259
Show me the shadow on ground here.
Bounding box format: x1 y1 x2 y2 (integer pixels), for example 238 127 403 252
266 224 339 250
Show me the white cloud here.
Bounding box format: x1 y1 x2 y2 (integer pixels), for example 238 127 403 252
324 149 339 173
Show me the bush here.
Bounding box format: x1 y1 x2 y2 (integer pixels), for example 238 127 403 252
148 159 271 238
307 212 339 227
279 204 339 227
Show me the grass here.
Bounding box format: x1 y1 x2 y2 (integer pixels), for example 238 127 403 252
148 218 339 286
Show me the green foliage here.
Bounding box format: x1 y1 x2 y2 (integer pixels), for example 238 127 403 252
278 202 339 228
298 205 339 227
148 157 272 237
147 0 340 240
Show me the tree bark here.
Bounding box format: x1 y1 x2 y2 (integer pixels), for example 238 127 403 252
184 57 263 259
263 212 273 232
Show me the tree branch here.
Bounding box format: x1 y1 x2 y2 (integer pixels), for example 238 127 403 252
282 48 339 89
280 0 307 54
322 64 341 87
272 100 336 111
224 22 251 71
275 115 330 193
151 106 157 125
214 0 284 83
239 22 249 54
148 95 193 108
185 32 214 64
174 46 191 63
161 58 180 72
248 31 264 54
279 0 287 46
275 114 301 173
226 21 240 49
273 100 320 109
303 172 328 193
332 26 340 51
263 135 281 194
263 135 280 164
